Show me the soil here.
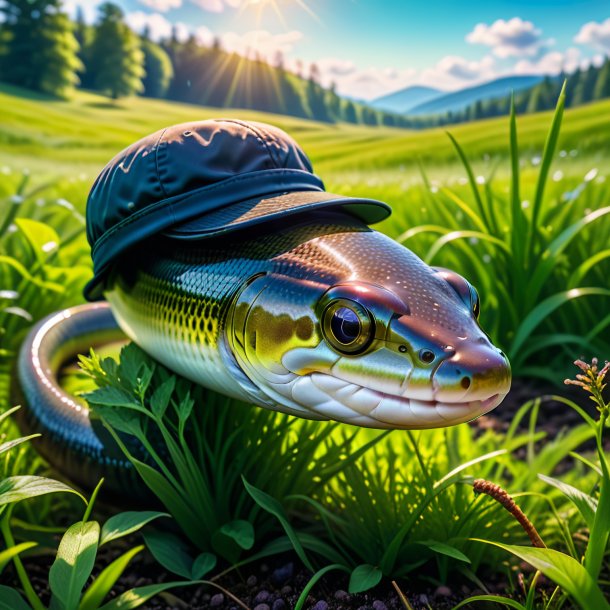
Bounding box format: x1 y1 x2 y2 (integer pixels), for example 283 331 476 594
4 377 604 609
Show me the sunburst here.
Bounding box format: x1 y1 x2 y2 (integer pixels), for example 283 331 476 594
235 0 321 29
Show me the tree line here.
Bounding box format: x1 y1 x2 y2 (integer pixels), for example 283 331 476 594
0 0 415 127
417 59 610 127
1 0 608 128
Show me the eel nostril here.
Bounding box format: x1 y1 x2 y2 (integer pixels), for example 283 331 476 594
461 376 471 390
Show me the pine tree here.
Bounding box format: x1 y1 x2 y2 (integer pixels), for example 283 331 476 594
593 58 610 100
572 64 597 106
326 81 341 121
0 0 81 97
141 39 173 98
88 3 144 99
342 99 357 123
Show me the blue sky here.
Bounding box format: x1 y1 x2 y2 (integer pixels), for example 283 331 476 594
65 0 610 99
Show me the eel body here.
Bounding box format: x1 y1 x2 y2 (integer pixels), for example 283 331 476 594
17 212 511 491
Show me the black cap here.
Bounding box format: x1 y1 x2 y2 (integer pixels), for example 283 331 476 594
84 118 391 300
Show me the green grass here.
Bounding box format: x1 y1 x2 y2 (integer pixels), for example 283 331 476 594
1 84 610 608
2 82 610 181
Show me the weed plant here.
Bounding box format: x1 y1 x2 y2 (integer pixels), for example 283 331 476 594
79 343 386 565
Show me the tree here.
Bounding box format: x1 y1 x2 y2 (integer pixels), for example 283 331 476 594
593 57 610 100
572 64 597 106
141 39 173 98
88 3 144 99
325 81 341 121
0 0 81 97
342 99 357 123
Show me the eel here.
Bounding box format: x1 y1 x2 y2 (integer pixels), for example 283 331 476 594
16 211 511 493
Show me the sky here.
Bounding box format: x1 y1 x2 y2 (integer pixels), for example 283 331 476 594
63 0 610 100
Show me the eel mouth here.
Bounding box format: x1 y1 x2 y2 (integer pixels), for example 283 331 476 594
288 372 505 429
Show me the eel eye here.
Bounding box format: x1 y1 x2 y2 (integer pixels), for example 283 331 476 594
470 285 481 320
322 299 374 354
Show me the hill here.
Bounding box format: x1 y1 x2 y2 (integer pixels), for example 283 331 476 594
371 86 444 114
407 75 544 116
1 84 609 182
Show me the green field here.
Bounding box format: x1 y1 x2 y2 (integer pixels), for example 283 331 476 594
2 82 610 183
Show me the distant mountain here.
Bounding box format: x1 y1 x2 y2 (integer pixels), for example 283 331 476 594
371 85 444 114
407 75 545 116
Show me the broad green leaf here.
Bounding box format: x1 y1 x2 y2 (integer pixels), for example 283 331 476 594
49 521 100 610
191 553 216 579
143 530 192 579
219 520 254 551
348 564 383 594
100 511 169 546
0 476 83 506
475 540 610 610
79 545 144 610
0 585 31 610
92 404 143 437
242 476 313 572
84 386 143 410
0 541 37 574
538 474 597 530
150 377 175 419
98 581 196 610
418 540 471 564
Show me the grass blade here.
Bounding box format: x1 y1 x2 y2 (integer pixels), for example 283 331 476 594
474 540 610 610
526 81 566 261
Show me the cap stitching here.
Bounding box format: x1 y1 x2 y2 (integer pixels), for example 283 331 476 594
219 119 280 169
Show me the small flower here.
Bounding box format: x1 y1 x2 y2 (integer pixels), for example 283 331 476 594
565 357 609 417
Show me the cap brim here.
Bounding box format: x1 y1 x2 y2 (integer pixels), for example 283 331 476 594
163 190 391 240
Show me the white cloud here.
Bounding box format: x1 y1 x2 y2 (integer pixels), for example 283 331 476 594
187 0 245 11
311 53 500 100
61 0 101 23
467 17 549 57
125 11 188 42
190 0 224 12
195 25 215 46
514 47 582 75
312 60 417 100
574 18 610 52
138 0 182 13
219 29 303 60
420 55 497 89
315 58 357 78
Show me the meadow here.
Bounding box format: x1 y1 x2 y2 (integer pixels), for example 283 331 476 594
1 83 609 609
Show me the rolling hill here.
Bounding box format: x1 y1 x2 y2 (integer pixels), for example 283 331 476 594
406 75 545 116
1 83 609 183
371 86 444 114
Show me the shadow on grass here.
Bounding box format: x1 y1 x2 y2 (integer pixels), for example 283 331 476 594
0 81 60 102
84 100 126 110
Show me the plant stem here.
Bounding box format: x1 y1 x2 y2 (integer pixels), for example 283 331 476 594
584 411 610 580
0 507 45 610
